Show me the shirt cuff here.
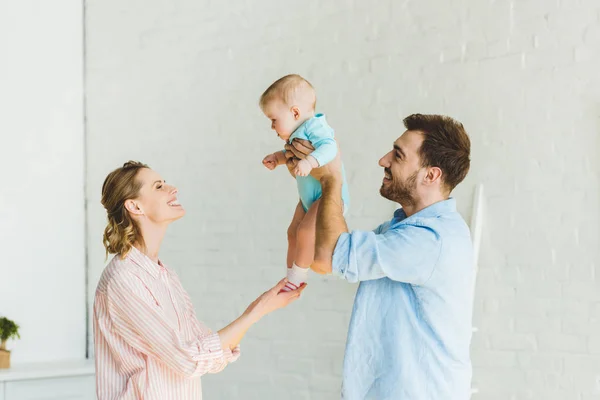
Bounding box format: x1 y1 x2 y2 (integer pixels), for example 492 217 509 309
193 332 225 362
306 155 320 168
224 345 241 363
332 232 351 280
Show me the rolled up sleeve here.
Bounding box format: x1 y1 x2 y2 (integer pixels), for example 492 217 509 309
332 224 442 284
107 273 235 378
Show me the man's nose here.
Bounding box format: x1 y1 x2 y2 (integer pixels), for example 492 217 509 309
379 151 392 168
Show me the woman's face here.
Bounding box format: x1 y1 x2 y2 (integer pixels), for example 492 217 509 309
126 168 185 224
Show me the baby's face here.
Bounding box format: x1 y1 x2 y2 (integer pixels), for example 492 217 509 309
263 101 300 141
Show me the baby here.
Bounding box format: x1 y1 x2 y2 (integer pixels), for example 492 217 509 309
260 74 350 292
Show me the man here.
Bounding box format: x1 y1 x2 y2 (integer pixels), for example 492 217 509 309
286 114 474 399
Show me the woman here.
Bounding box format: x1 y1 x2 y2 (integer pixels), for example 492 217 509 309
93 161 305 399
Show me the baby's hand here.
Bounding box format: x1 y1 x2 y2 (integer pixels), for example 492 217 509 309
294 159 313 177
262 154 278 170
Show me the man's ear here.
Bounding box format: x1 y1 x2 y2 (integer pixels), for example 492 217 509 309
424 166 443 185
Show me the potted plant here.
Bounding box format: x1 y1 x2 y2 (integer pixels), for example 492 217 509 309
0 317 20 369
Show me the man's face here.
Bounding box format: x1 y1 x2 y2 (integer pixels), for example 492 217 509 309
378 130 425 206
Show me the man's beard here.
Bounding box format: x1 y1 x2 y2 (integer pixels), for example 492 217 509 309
380 169 418 207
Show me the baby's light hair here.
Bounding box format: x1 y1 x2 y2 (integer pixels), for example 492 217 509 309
259 74 316 111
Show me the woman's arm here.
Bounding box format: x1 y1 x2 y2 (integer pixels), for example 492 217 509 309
219 278 305 349
105 274 304 378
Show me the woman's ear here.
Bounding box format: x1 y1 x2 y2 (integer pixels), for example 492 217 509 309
125 199 143 215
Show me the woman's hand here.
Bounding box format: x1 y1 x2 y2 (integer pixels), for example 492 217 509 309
244 279 307 323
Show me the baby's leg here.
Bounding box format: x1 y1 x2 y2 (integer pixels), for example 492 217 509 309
281 199 320 292
286 201 306 269
294 199 320 268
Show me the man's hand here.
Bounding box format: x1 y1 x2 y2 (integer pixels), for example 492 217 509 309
262 153 278 170
285 138 342 182
284 139 315 177
284 139 314 160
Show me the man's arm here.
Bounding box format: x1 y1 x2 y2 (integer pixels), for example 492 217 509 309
334 225 442 283
303 145 348 274
286 138 348 274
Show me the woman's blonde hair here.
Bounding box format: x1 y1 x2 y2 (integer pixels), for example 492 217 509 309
101 161 149 259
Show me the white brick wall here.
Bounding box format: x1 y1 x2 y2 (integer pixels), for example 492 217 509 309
0 1 86 364
85 0 600 398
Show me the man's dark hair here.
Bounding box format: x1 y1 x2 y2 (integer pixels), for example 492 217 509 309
403 114 471 193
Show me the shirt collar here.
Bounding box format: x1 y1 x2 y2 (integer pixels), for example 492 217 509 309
288 113 327 142
392 197 457 223
289 118 310 141
126 245 163 279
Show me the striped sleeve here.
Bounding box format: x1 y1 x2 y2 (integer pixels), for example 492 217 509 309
169 271 241 370
106 271 229 378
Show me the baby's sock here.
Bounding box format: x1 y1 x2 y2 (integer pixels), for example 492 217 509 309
281 263 309 292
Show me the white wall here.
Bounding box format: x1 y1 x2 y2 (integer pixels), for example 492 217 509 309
85 0 600 399
0 1 86 363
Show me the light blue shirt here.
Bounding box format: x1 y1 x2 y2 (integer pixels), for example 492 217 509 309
287 113 350 212
332 198 473 399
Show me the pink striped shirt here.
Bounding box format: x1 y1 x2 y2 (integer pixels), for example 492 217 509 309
94 246 239 399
